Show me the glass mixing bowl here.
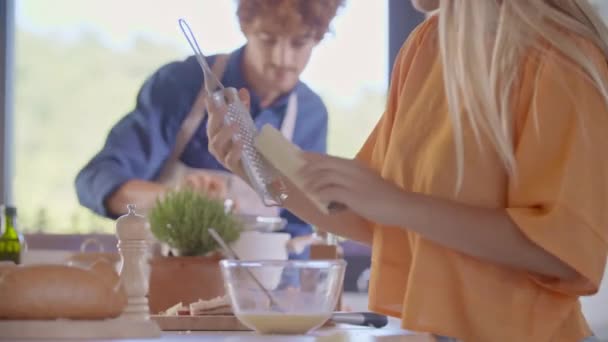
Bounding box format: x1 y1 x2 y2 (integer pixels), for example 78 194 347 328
220 259 346 335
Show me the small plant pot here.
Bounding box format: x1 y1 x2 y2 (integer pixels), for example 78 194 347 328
147 253 224 314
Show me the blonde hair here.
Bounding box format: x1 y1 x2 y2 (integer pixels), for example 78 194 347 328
437 0 608 187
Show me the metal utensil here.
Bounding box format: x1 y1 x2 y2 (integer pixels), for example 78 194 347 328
179 18 287 207
208 228 284 312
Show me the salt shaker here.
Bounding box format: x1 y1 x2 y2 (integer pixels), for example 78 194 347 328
116 204 152 319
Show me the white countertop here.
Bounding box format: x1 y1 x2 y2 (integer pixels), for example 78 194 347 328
133 327 432 342
12 330 433 342
0 319 436 342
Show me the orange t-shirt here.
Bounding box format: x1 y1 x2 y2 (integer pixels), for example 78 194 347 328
356 16 608 341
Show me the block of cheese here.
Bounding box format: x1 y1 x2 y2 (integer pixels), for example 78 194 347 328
254 124 330 214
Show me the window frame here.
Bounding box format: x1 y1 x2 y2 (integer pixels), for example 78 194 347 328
388 0 425 77
0 0 15 207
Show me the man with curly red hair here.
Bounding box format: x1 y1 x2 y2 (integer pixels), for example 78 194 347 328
76 0 345 259
236 0 344 103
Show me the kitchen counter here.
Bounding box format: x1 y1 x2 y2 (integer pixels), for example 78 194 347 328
4 321 436 342
120 328 432 342
8 331 433 342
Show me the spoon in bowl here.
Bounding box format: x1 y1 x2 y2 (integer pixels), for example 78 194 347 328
208 228 284 312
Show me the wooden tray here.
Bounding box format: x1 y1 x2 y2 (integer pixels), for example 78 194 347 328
151 314 250 331
0 318 161 339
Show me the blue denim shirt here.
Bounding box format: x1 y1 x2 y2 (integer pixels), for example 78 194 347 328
75 46 328 238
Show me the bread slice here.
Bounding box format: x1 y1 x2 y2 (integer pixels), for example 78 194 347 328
161 302 189 316
189 295 232 316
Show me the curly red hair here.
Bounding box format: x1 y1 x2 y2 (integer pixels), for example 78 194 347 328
237 0 346 41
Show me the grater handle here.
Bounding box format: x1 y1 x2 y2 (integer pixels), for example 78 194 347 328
178 18 224 95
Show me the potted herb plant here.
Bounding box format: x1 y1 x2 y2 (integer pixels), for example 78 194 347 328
146 189 242 314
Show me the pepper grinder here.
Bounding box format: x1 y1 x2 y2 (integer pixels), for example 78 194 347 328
116 204 152 320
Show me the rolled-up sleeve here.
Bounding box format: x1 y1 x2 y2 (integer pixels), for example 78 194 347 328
75 60 200 218
506 50 608 295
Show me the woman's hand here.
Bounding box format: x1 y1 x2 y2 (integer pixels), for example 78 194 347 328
298 152 405 226
206 88 250 176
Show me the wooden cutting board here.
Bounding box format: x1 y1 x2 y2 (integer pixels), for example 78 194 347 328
150 314 250 331
0 318 161 339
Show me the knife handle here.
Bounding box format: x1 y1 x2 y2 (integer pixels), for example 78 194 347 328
331 312 388 328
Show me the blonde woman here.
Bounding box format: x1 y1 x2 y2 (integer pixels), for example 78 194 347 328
207 0 608 340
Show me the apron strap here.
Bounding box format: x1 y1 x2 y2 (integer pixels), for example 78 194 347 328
279 92 298 141
158 54 229 181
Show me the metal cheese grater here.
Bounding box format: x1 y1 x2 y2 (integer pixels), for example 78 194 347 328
179 18 287 206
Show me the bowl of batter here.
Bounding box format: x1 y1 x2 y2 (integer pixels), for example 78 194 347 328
220 259 346 335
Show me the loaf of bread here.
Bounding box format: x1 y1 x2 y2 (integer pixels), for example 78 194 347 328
0 261 127 320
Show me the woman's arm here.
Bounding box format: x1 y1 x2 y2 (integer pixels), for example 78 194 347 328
298 153 582 281
383 191 579 280
281 180 374 245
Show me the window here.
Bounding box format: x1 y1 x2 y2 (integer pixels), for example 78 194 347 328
591 0 608 19
13 0 388 233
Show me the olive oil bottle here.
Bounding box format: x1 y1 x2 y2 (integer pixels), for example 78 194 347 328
0 206 22 264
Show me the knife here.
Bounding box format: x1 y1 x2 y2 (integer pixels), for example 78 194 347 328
330 312 388 328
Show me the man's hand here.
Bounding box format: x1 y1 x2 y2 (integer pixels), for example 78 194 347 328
180 173 227 200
